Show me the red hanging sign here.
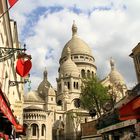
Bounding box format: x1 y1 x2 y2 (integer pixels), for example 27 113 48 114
16 58 32 77
8 0 18 7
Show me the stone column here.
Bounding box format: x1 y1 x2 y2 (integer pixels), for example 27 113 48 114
27 126 31 140
38 124 42 140
56 129 60 140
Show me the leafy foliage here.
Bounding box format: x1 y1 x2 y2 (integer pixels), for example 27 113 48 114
80 77 110 117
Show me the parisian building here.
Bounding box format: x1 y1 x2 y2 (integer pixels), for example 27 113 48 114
23 22 127 140
0 0 25 139
130 43 140 83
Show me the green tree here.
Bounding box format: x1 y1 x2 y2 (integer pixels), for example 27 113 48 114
80 77 110 117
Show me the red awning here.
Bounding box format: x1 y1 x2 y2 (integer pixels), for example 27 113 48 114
119 97 140 120
0 132 9 140
0 88 24 133
15 124 23 132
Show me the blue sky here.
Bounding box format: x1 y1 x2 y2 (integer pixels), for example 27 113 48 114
10 0 140 91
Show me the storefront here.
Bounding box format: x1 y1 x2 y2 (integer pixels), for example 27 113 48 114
0 88 24 139
97 119 137 140
117 84 140 139
97 84 140 140
119 97 140 121
119 83 140 121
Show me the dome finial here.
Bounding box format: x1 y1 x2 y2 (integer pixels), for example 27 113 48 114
44 67 48 80
110 57 115 70
72 20 77 36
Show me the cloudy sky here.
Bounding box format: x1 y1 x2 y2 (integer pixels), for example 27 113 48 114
9 0 140 92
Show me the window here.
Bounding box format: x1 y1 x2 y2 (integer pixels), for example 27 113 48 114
76 82 78 89
92 71 94 78
51 97 53 101
32 124 38 136
59 116 61 120
74 98 80 108
74 82 78 89
87 70 90 78
41 124 46 136
81 69 85 78
74 82 76 88
57 100 62 106
74 56 78 59
67 82 70 89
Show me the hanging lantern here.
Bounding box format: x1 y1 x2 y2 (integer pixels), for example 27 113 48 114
16 53 32 77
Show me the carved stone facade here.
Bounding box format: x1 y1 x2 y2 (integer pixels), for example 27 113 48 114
23 22 127 140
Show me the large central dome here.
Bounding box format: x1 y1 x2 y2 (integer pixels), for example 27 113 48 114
61 22 92 60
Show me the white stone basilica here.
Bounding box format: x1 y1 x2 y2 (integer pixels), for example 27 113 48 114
23 22 127 140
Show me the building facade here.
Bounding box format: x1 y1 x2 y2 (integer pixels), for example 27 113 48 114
130 42 140 83
23 22 127 140
0 0 25 139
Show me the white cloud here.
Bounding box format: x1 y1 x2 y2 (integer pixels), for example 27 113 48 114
10 0 140 91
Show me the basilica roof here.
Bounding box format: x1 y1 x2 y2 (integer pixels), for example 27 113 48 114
24 105 44 111
25 69 55 103
24 90 44 102
61 21 93 59
60 47 80 77
37 69 52 98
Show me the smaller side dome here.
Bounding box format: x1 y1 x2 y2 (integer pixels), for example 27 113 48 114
109 58 125 85
60 47 80 77
38 69 51 98
25 90 44 102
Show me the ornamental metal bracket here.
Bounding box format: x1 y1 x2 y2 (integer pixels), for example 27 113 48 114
9 79 28 86
0 45 26 62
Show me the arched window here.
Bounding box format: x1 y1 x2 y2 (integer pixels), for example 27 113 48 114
92 71 94 78
76 82 78 89
87 70 90 78
74 82 76 88
31 124 38 136
41 124 46 136
81 69 85 78
67 82 70 89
